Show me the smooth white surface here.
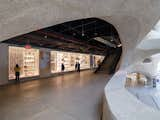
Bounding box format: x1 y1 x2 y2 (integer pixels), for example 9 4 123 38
128 86 160 110
137 20 160 50
104 71 160 120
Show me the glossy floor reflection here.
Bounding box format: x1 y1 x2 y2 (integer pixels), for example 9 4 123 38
0 70 110 120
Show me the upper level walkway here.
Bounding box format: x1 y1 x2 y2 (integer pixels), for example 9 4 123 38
0 70 110 120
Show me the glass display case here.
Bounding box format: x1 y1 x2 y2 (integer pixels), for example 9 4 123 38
9 46 39 80
51 51 91 72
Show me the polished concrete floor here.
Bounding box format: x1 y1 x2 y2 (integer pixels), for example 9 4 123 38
0 70 110 120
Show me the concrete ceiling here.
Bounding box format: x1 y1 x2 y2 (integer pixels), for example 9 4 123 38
137 20 160 50
1 0 160 67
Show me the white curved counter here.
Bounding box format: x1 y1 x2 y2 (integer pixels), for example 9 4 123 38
103 70 160 120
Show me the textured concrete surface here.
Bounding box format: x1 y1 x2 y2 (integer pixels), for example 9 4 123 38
0 70 110 120
1 1 160 68
0 43 8 85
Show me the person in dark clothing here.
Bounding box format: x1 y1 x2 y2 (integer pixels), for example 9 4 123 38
14 64 21 82
61 63 65 72
75 62 78 71
77 62 80 72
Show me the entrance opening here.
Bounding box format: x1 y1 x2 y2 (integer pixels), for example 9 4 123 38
2 18 122 80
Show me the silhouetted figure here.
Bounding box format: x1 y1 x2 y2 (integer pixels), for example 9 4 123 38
77 62 80 72
75 62 78 71
97 59 101 67
61 63 65 72
14 64 20 82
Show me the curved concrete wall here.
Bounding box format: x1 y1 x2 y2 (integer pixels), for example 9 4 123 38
103 70 160 120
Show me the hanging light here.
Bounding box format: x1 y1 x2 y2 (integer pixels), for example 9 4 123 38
73 33 76 36
94 21 98 36
44 35 47 38
82 32 85 36
81 21 85 37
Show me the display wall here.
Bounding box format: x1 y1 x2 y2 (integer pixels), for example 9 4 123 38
9 46 39 80
8 46 104 80
51 51 92 73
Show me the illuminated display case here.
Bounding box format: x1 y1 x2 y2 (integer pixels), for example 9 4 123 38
9 46 39 80
51 51 91 73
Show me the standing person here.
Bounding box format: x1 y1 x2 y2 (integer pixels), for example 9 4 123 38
77 62 80 72
75 62 78 71
61 63 65 72
97 59 101 67
14 64 21 82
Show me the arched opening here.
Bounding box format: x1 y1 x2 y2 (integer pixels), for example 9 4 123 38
1 18 122 79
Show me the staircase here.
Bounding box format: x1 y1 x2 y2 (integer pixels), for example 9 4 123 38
94 47 122 74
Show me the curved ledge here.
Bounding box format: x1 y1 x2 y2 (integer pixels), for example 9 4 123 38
102 70 160 120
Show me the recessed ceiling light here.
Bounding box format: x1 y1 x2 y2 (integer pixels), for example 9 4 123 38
44 35 47 38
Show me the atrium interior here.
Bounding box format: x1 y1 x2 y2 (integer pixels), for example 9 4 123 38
1 0 160 120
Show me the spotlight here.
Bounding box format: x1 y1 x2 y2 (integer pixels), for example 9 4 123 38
82 32 85 36
73 33 76 36
44 35 47 38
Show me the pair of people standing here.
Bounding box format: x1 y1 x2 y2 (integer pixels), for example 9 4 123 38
75 62 80 72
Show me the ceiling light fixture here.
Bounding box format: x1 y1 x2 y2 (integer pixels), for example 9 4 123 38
94 21 97 36
44 35 47 38
82 32 85 36
117 44 122 47
81 21 85 37
73 33 76 36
